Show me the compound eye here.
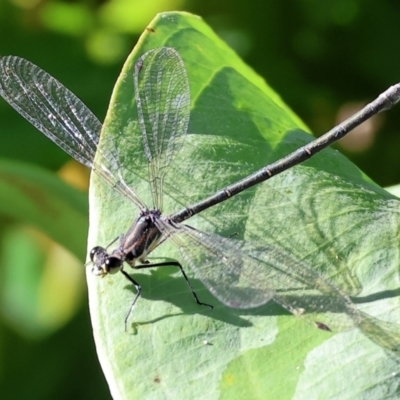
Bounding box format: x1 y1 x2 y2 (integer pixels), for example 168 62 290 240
90 246 104 262
105 257 122 274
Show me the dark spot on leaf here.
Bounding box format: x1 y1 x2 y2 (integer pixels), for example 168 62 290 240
315 321 331 331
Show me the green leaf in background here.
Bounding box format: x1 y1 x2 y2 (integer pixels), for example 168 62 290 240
0 160 88 258
0 160 88 337
87 12 400 399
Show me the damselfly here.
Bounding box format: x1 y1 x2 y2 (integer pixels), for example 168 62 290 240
1 47 400 340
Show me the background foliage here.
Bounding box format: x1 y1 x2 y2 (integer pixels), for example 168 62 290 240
1 1 400 399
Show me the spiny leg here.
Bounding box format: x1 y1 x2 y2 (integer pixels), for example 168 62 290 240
135 260 214 310
120 269 142 332
106 235 121 248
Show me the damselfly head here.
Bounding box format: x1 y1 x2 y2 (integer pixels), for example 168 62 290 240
90 246 122 277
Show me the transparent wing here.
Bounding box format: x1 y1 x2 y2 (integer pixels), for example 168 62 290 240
0 55 146 209
156 220 367 332
134 47 190 211
0 56 100 168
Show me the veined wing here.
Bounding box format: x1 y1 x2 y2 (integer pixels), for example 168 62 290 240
0 55 146 209
134 47 190 211
0 56 99 167
156 220 368 332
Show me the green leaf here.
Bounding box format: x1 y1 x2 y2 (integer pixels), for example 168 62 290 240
0 159 88 258
0 159 88 336
88 11 400 399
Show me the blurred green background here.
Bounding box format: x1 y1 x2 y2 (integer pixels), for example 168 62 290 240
1 0 400 398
